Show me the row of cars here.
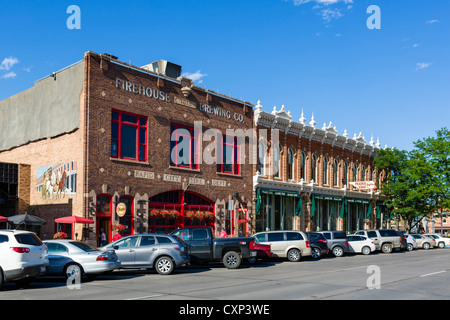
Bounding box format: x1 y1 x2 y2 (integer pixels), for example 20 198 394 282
1 227 449 289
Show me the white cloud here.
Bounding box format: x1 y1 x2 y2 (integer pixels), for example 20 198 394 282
426 19 440 24
292 0 353 5
321 8 343 22
416 62 432 71
182 70 208 84
1 72 17 79
0 57 19 71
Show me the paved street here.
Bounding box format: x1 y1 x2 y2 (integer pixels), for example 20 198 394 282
1 248 450 301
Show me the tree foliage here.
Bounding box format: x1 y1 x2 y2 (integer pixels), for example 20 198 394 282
374 128 450 231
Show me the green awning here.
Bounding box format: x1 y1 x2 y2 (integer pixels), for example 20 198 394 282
340 198 348 217
366 202 373 219
310 195 316 217
295 197 302 216
255 189 261 214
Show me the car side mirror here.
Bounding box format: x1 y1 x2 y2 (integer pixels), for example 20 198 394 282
113 245 119 250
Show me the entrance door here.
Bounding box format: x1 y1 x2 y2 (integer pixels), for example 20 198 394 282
97 217 111 246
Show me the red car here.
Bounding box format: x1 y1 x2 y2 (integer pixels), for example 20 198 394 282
248 238 273 264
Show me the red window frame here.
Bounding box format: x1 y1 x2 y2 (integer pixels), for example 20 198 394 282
217 135 240 175
170 123 199 170
111 109 148 162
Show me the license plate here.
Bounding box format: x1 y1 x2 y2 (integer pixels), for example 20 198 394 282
40 266 47 273
251 251 257 257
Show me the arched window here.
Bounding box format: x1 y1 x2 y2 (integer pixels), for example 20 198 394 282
273 144 281 178
353 163 358 182
300 152 306 181
361 165 366 181
288 148 295 180
258 141 266 175
333 159 339 186
96 194 112 216
312 154 317 182
323 156 329 185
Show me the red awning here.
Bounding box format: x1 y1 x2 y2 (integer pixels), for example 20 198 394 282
0 216 8 223
55 216 94 224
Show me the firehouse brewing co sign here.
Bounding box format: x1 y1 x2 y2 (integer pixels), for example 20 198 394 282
116 78 170 102
115 78 245 123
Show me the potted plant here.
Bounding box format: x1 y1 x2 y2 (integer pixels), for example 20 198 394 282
168 210 180 219
149 209 161 217
53 232 68 239
185 211 195 219
112 224 125 233
204 211 214 221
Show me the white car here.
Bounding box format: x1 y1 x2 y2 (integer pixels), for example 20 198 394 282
404 234 417 251
424 234 450 248
346 235 376 255
0 230 49 289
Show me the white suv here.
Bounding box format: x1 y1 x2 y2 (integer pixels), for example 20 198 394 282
0 230 49 289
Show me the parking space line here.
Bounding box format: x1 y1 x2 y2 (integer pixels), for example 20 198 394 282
125 294 166 300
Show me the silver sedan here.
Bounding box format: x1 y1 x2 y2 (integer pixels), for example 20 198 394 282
43 240 121 279
409 234 436 249
100 234 189 275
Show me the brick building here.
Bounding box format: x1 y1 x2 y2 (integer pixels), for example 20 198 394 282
253 101 387 233
0 52 254 244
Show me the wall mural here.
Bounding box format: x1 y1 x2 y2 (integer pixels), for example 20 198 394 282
36 162 77 202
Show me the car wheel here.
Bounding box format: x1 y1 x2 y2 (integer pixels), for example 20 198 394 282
381 243 392 253
332 246 344 257
311 247 321 259
361 246 371 255
64 263 83 281
287 249 301 262
407 243 413 251
155 256 175 275
423 242 430 250
438 242 445 249
223 251 242 269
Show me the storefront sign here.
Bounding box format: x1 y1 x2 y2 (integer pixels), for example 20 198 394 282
174 96 196 109
115 78 170 102
163 174 181 183
199 103 245 123
134 170 154 179
189 177 205 185
349 181 377 191
211 179 227 187
116 202 127 217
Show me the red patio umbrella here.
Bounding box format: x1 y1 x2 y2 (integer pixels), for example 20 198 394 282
55 216 94 224
0 216 8 223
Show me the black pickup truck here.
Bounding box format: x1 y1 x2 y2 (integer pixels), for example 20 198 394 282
171 227 256 269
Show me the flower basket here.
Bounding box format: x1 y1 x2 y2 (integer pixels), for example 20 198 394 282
168 210 180 219
238 219 247 225
159 209 169 218
112 224 125 232
185 211 195 219
194 211 205 220
204 211 214 221
150 209 161 217
53 232 68 239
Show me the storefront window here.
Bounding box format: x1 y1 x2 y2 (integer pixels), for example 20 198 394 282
170 123 199 169
217 135 240 175
111 110 147 162
118 196 134 236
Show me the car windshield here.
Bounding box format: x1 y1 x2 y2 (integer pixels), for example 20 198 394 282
69 241 100 252
171 235 187 246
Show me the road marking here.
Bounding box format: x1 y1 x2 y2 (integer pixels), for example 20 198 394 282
125 294 166 300
420 270 446 277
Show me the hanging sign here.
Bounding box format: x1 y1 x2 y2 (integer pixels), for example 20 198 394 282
116 203 127 217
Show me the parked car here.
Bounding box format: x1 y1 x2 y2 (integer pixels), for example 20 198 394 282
346 235 376 255
0 230 49 289
171 227 256 269
314 230 350 257
306 232 329 259
43 240 121 279
354 229 403 253
253 230 312 262
247 237 273 264
101 234 189 275
424 234 450 248
403 234 417 251
409 234 436 249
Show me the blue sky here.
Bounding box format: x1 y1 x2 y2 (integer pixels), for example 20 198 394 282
0 0 448 151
